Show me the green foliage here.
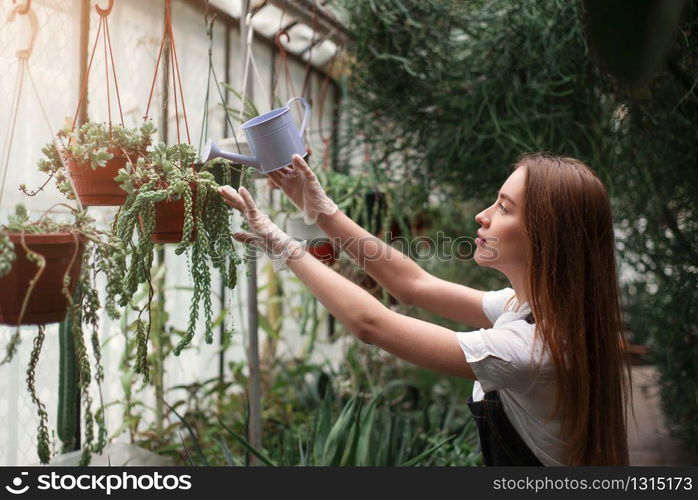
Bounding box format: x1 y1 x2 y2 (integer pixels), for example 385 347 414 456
340 0 606 200
133 348 480 466
605 2 698 453
0 205 126 464
0 232 15 278
113 142 246 367
32 121 155 199
57 310 79 452
26 326 50 463
220 84 261 124
213 388 464 466
339 0 698 453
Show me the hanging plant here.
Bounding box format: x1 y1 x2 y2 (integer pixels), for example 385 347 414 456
25 0 136 207
0 204 126 465
26 121 155 206
112 142 249 363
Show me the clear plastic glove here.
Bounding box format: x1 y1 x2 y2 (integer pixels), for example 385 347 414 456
267 154 338 225
219 185 305 272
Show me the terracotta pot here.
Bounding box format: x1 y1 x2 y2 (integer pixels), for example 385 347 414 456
150 186 198 244
308 241 338 265
0 233 85 325
67 152 130 206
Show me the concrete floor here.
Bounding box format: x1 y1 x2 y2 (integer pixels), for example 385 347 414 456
627 365 697 466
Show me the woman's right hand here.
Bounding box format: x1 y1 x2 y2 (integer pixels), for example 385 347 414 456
267 154 338 225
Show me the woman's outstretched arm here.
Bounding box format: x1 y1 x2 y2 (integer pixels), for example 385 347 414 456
316 210 490 328
269 156 492 329
219 184 479 378
286 247 477 380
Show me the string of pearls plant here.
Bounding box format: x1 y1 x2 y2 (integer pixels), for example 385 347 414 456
0 204 126 465
113 142 251 378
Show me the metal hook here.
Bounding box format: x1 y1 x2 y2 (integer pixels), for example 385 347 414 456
7 3 38 59
275 29 291 51
95 0 114 17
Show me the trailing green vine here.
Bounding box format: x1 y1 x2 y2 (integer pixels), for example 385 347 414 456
26 325 50 464
0 204 126 464
112 142 245 370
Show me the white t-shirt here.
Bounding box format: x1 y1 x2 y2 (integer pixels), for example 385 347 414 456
455 287 569 466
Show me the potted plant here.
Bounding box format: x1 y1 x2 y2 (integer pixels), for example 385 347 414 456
0 204 125 325
30 121 155 206
0 207 84 326
112 142 248 356
0 204 126 465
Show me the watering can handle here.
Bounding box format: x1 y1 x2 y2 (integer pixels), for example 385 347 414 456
287 97 311 140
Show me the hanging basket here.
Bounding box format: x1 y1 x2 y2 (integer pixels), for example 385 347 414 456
67 151 129 206
0 233 85 325
142 185 198 244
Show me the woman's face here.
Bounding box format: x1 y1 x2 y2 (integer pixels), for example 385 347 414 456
474 167 527 274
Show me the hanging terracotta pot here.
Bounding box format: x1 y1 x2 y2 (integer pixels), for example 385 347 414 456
67 151 129 206
149 185 198 244
0 233 85 325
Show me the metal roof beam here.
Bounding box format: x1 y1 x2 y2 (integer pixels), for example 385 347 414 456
267 0 350 47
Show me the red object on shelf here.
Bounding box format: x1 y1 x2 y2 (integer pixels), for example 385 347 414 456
0 233 85 325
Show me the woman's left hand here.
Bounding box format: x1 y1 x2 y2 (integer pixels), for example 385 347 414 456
218 185 304 271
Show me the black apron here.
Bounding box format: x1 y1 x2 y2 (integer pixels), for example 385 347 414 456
466 311 544 466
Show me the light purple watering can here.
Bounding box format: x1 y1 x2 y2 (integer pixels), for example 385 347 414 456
202 97 310 173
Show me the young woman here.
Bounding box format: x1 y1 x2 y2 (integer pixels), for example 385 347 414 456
218 152 632 466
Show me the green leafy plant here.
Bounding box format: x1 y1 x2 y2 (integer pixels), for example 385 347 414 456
131 345 480 466
0 204 127 465
25 121 155 198
112 142 251 373
340 0 698 454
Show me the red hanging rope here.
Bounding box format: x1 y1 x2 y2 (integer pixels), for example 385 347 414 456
105 18 125 126
103 14 111 132
144 0 191 153
71 1 124 132
273 29 295 100
169 10 191 145
144 21 167 121
71 19 102 130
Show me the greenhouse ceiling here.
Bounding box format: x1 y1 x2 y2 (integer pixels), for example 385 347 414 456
207 0 349 69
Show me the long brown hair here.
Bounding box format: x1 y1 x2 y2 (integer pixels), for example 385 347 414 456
517 153 632 466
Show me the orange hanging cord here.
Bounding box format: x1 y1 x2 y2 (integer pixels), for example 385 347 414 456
71 0 125 132
273 29 295 100
144 0 191 154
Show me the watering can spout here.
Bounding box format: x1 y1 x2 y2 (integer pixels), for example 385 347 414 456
202 140 259 168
